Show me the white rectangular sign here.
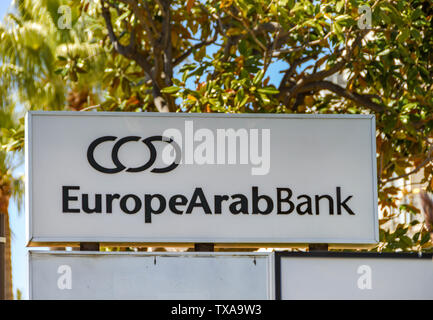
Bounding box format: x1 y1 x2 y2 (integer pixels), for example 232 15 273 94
28 251 274 300
277 253 433 299
26 112 378 245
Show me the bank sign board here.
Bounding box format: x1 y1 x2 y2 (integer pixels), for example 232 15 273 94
26 112 378 246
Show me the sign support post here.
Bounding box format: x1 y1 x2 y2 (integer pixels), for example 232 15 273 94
308 244 328 251
194 243 214 252
80 243 99 251
0 214 5 300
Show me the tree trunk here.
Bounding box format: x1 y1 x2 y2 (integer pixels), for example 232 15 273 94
3 211 12 299
0 180 13 300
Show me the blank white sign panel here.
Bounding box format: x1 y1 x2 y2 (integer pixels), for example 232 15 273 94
29 251 274 300
279 254 433 300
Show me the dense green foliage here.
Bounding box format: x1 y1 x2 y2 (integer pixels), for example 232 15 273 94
0 0 432 252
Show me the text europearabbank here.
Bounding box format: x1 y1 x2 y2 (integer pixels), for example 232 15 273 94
62 186 356 223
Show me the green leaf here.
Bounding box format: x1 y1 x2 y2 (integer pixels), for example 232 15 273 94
259 93 270 104
380 3 404 27
411 29 422 42
335 14 351 22
379 11 392 25
378 48 392 56
410 220 420 226
396 28 410 43
400 235 413 247
253 70 265 86
161 86 181 94
411 8 423 21
418 65 429 78
182 70 189 83
257 87 279 95
397 43 409 57
332 21 342 37
420 232 431 245
336 0 344 13
179 64 196 73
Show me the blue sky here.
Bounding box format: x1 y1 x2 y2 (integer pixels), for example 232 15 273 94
0 1 10 17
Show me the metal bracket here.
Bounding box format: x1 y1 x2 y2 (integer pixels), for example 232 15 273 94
79 242 100 251
308 244 329 251
194 243 215 252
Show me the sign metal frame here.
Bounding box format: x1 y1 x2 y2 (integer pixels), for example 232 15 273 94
26 111 379 247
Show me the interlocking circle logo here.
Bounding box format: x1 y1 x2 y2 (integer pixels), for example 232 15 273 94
87 135 181 174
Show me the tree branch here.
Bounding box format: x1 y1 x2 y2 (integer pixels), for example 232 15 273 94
278 29 370 107
160 0 173 87
382 144 433 183
272 32 331 57
101 0 135 59
291 80 385 112
101 0 173 112
118 0 158 47
278 56 316 91
173 31 218 66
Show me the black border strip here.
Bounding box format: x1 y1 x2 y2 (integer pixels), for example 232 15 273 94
274 251 433 300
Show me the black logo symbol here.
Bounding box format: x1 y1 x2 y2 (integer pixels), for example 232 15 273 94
87 136 181 174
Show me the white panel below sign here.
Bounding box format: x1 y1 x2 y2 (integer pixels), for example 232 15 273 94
278 253 433 300
29 251 274 300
